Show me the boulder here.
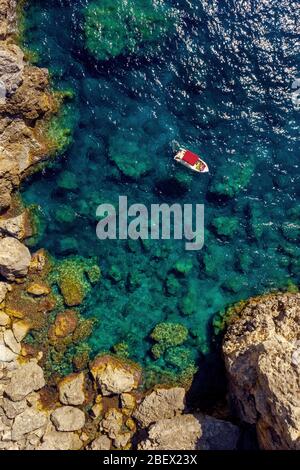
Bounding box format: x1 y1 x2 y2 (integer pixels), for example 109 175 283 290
2 397 27 419
0 311 10 326
51 406 85 432
4 361 45 401
58 372 85 406
3 328 21 354
138 415 201 450
0 237 31 280
11 408 47 441
195 414 240 450
0 212 28 240
223 293 300 450
38 427 83 450
90 355 141 396
0 281 10 302
12 320 30 342
0 343 17 362
134 387 186 427
0 157 19 212
88 434 111 451
27 282 51 296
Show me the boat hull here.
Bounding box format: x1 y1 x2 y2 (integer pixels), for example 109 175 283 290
174 149 209 173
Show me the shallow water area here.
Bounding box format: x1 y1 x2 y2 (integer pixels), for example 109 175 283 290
22 0 300 383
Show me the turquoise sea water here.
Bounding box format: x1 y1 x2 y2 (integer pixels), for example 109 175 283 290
22 1 300 382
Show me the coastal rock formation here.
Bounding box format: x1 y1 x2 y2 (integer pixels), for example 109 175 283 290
138 415 201 450
0 0 57 215
50 406 86 432
90 355 142 396
0 237 31 280
58 372 85 406
4 361 45 401
133 387 186 427
223 293 300 450
138 413 240 450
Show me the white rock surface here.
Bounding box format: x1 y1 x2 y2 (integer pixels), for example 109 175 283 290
11 408 47 441
58 372 85 406
4 361 45 401
51 406 86 432
0 237 31 280
134 387 186 427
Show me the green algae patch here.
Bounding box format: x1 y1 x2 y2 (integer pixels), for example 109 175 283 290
212 216 239 238
84 0 176 61
45 102 77 155
109 130 153 179
150 322 189 359
210 159 255 198
50 256 101 307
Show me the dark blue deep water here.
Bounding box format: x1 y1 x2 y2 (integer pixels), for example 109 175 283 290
22 0 300 382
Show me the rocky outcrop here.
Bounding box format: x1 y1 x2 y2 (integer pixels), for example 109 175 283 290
133 387 185 427
58 372 85 406
0 0 57 215
0 237 31 280
223 293 300 450
138 413 240 451
4 361 45 401
90 354 142 396
50 406 86 432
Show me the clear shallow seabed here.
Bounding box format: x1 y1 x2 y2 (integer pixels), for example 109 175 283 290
22 0 300 384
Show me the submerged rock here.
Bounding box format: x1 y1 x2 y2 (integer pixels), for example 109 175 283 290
223 293 300 450
0 237 31 280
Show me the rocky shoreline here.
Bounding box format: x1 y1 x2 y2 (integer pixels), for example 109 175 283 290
0 0 299 451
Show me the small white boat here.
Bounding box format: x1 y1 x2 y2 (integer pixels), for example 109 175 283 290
174 148 209 173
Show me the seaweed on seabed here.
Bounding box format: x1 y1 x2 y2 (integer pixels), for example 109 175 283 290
84 0 177 61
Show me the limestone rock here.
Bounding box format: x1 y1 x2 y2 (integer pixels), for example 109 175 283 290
58 372 85 406
101 408 123 439
0 43 24 96
0 237 31 280
3 328 21 354
0 343 17 362
195 414 240 450
0 281 10 302
134 387 186 427
138 415 201 450
51 406 85 432
1 397 27 419
38 426 83 450
88 434 111 451
223 293 300 450
0 310 10 326
11 407 47 441
5 361 45 401
12 320 30 342
27 282 51 296
0 212 28 240
0 157 19 212
90 354 141 396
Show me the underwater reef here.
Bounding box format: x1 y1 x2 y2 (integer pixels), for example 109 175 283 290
84 0 176 61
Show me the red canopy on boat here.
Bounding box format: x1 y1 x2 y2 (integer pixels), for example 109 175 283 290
182 150 199 165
